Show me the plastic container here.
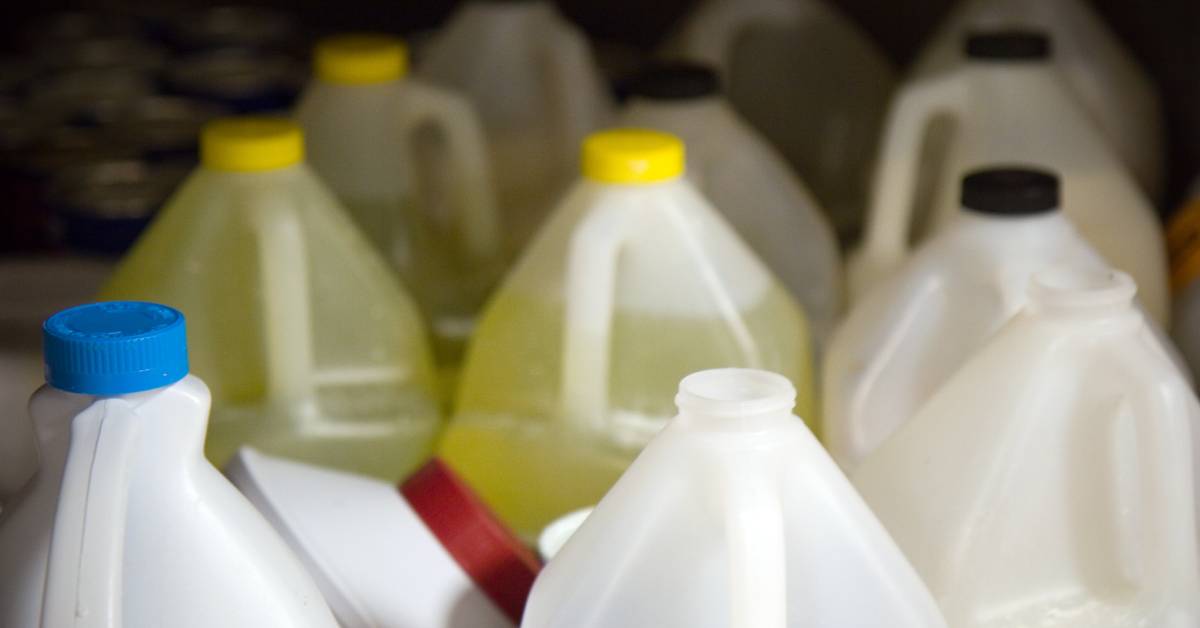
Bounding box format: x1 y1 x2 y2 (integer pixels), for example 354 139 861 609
852 31 1169 325
99 117 441 480
296 34 503 385
825 168 1116 471
913 0 1164 200
854 268 1200 627
522 368 949 628
439 129 814 540
617 62 842 350
0 302 338 628
419 0 612 255
1168 178 1200 383
227 450 540 628
666 0 896 244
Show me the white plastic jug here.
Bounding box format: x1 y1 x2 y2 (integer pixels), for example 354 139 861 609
617 62 842 350
0 301 338 628
825 168 1114 471
439 129 814 540
521 368 949 628
666 0 895 243
913 0 1164 200
295 34 503 381
853 31 1169 325
1169 179 1200 383
854 268 1200 627
228 450 540 628
419 0 612 255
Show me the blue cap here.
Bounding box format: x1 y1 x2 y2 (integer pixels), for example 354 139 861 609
43 302 189 395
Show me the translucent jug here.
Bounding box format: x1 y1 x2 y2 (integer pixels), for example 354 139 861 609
522 368 949 628
852 31 1168 324
1169 177 1200 383
666 0 896 244
99 118 441 480
913 0 1164 200
618 62 842 350
419 0 612 255
825 168 1114 472
854 268 1200 627
296 34 503 383
0 302 337 628
440 129 814 539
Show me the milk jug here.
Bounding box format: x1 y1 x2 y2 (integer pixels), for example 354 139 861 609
854 268 1200 627
296 34 503 384
666 0 896 244
521 368 949 628
0 301 338 628
99 117 441 480
228 450 539 628
1169 178 1200 383
913 0 1164 200
439 129 814 539
852 31 1168 325
618 62 842 350
419 0 612 255
825 167 1114 472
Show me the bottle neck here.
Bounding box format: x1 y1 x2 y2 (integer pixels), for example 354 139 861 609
1026 267 1138 321
674 369 796 432
953 207 1073 241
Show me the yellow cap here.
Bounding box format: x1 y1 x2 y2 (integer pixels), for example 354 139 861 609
581 128 685 184
201 117 304 172
315 34 408 85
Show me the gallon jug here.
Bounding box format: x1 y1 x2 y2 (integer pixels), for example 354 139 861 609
1169 177 1200 383
228 450 539 628
617 61 842 350
854 268 1200 627
666 0 896 244
296 34 502 387
439 129 814 539
99 117 441 480
521 368 949 628
0 301 338 628
913 0 1164 200
852 30 1169 324
825 167 1115 472
419 0 612 256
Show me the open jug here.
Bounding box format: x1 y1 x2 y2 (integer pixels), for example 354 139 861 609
439 129 814 539
852 30 1168 324
0 302 337 628
521 368 949 628
419 0 612 255
618 62 842 350
99 117 441 480
665 0 895 244
854 268 1200 627
296 34 503 385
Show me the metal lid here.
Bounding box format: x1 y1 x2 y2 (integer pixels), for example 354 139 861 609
169 6 301 51
49 159 187 219
168 49 304 99
27 68 156 125
38 36 169 74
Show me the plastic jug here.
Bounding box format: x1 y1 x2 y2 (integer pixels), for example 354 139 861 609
99 117 441 480
854 268 1200 627
852 31 1169 325
0 302 338 628
521 368 949 628
666 0 896 244
617 62 842 350
296 35 503 384
825 167 1115 471
419 0 612 255
1169 178 1200 383
228 450 540 628
912 0 1164 200
439 129 814 539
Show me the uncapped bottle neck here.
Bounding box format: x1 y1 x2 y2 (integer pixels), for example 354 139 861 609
675 369 796 423
1027 267 1137 315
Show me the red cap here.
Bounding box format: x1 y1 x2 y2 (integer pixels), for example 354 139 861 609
400 458 542 624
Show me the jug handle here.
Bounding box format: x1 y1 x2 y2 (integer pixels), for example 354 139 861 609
397 84 503 261
540 28 609 167
40 399 140 628
720 458 787 628
859 75 966 271
247 190 316 406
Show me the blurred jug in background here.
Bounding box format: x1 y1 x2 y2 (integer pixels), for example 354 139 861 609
1169 178 1200 383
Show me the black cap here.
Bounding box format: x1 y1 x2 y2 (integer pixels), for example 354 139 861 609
961 167 1059 216
965 30 1051 61
620 61 720 102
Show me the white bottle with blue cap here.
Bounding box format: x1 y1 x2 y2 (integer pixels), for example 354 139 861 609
0 301 337 628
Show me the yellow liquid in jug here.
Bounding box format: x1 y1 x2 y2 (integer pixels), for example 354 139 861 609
441 285 814 539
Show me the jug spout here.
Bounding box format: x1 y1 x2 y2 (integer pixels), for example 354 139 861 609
1027 267 1137 318
675 368 796 426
